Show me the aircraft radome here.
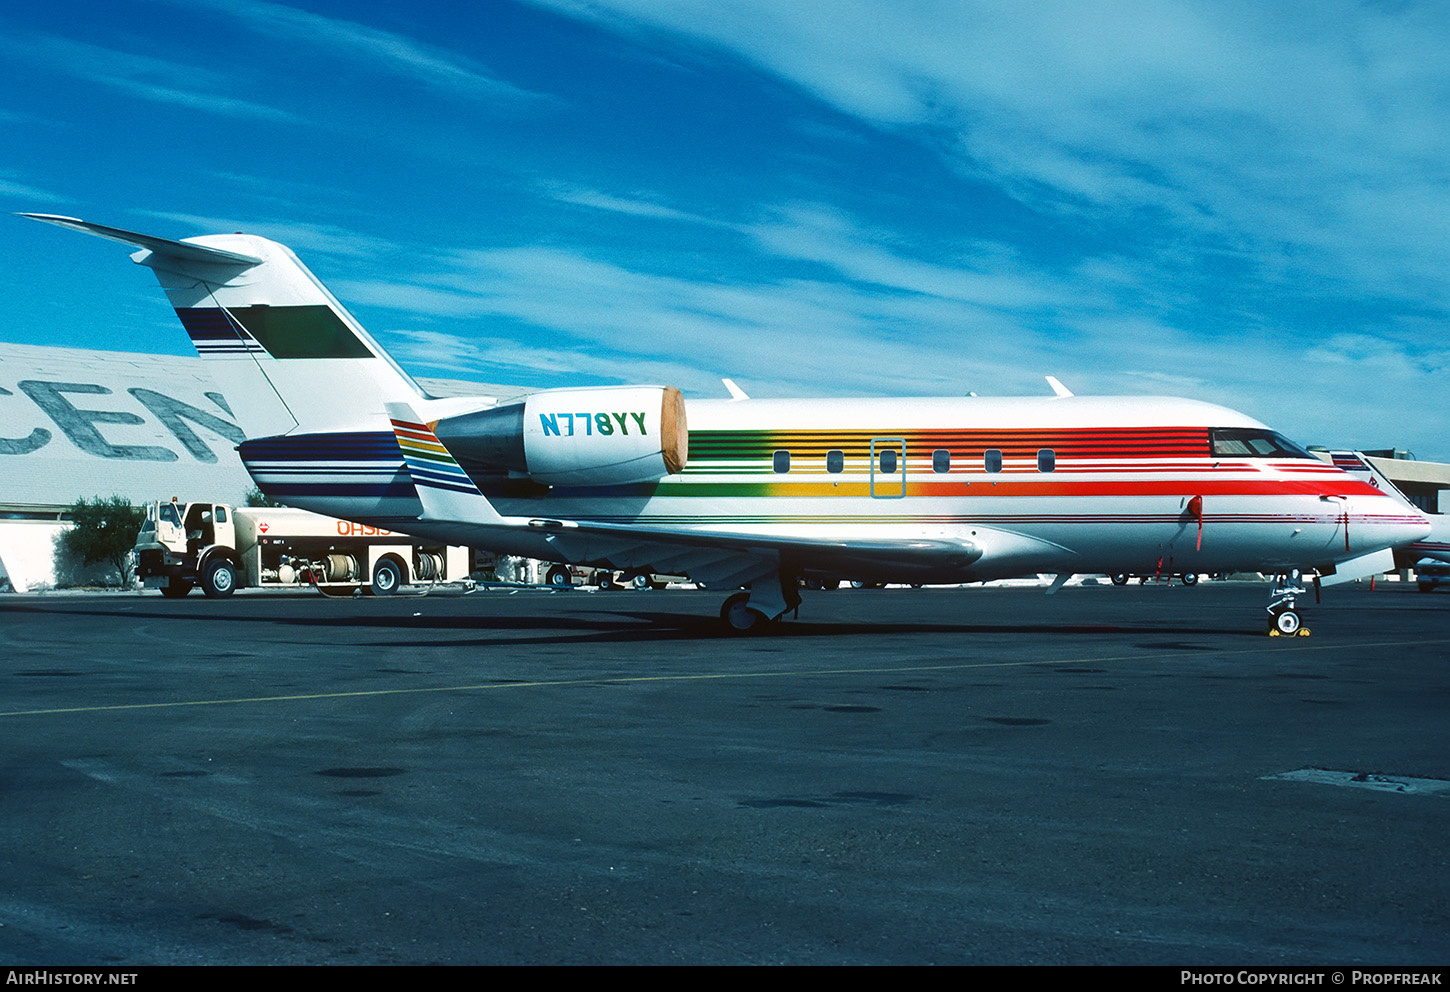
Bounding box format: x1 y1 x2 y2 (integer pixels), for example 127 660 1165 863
22 213 1432 634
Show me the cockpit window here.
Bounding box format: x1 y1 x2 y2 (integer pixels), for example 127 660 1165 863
1210 429 1314 459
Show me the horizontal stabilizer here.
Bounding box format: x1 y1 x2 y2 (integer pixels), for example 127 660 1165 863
386 402 504 525
20 213 263 266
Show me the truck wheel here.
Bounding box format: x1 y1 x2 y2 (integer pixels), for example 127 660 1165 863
371 559 402 596
1110 573 1129 586
201 560 236 598
545 565 572 588
160 579 192 598
631 572 654 590
1181 572 1199 586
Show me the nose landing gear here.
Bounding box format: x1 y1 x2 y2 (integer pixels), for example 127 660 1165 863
1267 572 1313 637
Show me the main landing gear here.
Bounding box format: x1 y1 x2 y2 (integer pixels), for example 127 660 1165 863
720 592 767 633
719 572 802 634
1266 571 1312 637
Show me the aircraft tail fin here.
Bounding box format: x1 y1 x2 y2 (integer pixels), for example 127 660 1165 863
22 213 428 440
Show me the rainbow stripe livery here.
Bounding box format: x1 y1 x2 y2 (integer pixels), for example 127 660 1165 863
389 417 480 496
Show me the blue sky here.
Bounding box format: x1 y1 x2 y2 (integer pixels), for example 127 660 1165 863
2 0 1447 459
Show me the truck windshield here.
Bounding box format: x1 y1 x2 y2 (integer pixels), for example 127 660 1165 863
1210 429 1315 459
159 503 182 527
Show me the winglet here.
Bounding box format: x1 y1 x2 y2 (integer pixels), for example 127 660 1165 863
386 402 504 524
1045 376 1073 398
721 378 749 401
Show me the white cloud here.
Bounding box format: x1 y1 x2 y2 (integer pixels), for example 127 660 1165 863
538 182 726 226
527 0 1450 311
746 203 1086 309
171 0 539 103
135 210 401 259
0 171 69 204
320 202 1443 451
0 32 296 122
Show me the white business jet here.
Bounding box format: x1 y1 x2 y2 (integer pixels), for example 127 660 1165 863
23 214 1431 634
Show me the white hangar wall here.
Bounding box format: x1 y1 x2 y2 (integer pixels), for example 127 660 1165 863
0 342 256 591
0 341 495 591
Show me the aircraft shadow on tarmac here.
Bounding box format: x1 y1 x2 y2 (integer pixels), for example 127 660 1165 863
3 600 1277 649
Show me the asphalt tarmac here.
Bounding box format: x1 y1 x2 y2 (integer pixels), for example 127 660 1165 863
1 581 1447 965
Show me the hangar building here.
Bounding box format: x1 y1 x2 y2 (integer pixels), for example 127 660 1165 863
0 342 500 591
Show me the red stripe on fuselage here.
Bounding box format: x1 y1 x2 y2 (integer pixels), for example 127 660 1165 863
884 478 1385 498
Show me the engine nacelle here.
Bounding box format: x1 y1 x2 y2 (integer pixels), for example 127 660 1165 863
432 385 687 487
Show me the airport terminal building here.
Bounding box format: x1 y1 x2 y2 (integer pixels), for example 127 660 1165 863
2 340 1447 592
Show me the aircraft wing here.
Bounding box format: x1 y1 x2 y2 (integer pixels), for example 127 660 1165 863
521 516 983 588
401 510 983 592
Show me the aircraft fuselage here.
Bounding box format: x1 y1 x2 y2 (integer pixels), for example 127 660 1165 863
241 393 1426 584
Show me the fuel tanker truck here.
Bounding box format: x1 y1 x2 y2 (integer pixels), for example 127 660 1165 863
134 498 471 597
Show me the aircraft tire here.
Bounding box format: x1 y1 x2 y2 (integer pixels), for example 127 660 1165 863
1181 572 1199 586
1272 609 1301 636
1110 573 1130 586
721 592 766 633
201 559 236 598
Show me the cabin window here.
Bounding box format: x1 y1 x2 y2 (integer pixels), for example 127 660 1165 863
1210 428 1315 459
160 503 181 527
1037 449 1055 473
772 450 791 473
879 448 898 474
984 449 1002 473
826 449 844 474
214 506 228 523
932 449 950 473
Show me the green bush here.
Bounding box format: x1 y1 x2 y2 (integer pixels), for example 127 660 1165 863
56 495 145 588
245 486 282 508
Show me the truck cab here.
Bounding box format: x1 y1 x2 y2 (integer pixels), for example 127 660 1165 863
135 499 239 597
